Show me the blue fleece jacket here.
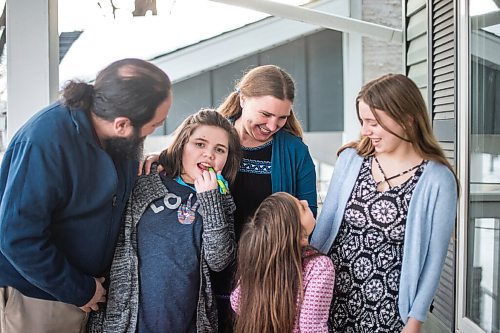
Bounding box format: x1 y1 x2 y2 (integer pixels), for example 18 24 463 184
0 102 136 306
271 130 317 216
311 148 458 323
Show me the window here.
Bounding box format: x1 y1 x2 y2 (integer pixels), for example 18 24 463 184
466 2 500 332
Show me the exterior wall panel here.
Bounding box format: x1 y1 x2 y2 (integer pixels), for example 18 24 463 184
212 56 259 108
428 0 457 330
407 9 427 40
408 60 428 87
165 72 211 133
407 34 428 66
306 30 343 132
362 0 403 82
260 39 308 129
163 29 344 136
407 0 426 15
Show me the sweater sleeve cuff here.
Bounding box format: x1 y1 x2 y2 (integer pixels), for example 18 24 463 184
197 189 222 209
197 190 225 224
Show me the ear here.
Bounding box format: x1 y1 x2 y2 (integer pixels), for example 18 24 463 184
112 117 133 137
239 93 246 108
402 114 415 131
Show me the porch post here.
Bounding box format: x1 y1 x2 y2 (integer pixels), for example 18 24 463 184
6 0 59 141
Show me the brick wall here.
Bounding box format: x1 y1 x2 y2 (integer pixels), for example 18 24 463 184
362 0 403 83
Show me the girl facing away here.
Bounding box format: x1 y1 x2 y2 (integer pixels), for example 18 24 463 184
231 192 335 333
311 74 459 333
88 109 242 333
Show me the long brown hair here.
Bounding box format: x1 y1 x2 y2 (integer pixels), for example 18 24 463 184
217 65 304 138
340 73 459 189
158 109 241 185
234 192 312 333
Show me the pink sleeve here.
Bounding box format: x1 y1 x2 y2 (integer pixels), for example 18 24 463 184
230 284 241 314
299 255 335 333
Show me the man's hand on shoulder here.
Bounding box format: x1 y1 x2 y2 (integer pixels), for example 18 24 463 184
138 154 162 175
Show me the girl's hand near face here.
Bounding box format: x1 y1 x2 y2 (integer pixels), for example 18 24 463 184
194 169 219 193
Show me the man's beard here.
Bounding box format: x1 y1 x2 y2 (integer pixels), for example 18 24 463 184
102 127 145 161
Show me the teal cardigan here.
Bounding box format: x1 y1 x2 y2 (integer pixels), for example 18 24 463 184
271 130 317 216
311 148 457 323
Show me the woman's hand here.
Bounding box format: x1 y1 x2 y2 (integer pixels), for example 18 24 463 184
402 317 422 333
194 169 219 193
138 154 162 175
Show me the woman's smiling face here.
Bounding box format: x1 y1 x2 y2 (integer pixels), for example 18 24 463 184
237 94 292 145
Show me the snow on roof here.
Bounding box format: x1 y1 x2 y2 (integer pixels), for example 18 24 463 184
58 0 311 86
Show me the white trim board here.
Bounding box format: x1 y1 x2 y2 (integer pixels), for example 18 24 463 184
152 0 349 83
211 0 402 42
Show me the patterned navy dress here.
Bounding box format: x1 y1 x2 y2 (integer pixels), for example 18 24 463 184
328 156 427 333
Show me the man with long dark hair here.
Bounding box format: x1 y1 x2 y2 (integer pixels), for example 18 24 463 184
0 58 172 332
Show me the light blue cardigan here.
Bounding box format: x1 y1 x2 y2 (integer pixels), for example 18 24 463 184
311 148 458 323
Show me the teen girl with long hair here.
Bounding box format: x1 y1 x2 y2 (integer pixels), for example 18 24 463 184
312 74 459 333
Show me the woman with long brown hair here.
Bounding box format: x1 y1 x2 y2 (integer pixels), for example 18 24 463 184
215 65 317 332
231 192 334 333
311 74 459 333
